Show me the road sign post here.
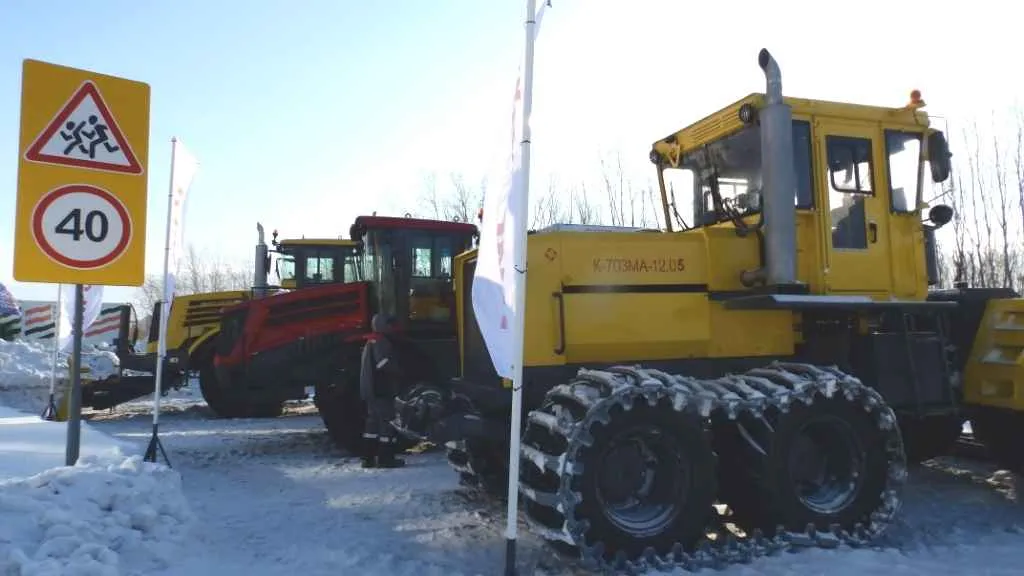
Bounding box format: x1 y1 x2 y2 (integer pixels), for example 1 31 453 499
14 59 150 466
65 285 84 466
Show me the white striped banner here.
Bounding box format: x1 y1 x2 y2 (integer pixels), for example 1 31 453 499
16 301 125 346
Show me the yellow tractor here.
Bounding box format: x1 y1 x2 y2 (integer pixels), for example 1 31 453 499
394 48 1023 572
88 226 358 413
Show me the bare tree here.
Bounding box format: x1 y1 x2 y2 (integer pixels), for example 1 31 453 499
569 182 600 225
415 172 484 223
132 243 255 312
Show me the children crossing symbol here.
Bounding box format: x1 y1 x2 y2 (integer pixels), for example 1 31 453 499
24 80 143 175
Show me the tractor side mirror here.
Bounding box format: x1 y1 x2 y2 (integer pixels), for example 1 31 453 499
928 131 952 183
927 204 954 229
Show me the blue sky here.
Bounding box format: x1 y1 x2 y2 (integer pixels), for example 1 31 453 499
2 0 1022 305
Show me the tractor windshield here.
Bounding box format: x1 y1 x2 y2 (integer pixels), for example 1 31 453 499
276 254 296 286
274 244 361 289
359 225 474 327
659 120 814 230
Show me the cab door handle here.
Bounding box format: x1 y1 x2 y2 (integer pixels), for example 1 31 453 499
868 221 878 244
552 291 566 355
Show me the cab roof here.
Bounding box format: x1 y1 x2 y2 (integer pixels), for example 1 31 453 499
652 92 932 164
349 215 478 242
277 238 356 247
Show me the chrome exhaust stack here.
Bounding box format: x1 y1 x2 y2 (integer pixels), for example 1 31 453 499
254 222 268 298
747 48 798 288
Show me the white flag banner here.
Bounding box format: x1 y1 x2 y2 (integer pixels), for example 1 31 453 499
472 1 549 380
57 284 105 353
165 138 199 303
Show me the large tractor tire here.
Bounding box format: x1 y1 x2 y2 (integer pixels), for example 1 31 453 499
513 362 907 573
970 407 1024 471
314 376 366 455
198 361 284 419
440 392 510 496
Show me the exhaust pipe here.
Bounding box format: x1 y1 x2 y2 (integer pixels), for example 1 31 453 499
254 222 268 298
741 49 798 288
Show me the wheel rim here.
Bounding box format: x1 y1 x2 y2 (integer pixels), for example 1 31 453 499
788 415 865 515
594 426 688 538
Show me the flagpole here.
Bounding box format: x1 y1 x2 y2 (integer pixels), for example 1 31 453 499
504 1 539 573
144 137 176 466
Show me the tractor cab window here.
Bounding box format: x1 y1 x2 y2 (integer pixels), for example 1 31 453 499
885 130 922 214
304 253 336 284
274 245 362 288
360 225 474 327
827 135 875 250
407 233 455 323
659 120 814 231
276 255 296 286
361 230 398 320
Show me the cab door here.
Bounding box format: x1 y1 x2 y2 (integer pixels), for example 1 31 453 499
816 121 892 294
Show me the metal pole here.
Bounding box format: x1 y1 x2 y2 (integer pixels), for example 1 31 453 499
504 1 540 573
42 284 63 420
144 137 176 465
64 284 84 466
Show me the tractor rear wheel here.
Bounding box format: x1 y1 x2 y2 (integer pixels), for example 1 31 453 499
712 372 896 538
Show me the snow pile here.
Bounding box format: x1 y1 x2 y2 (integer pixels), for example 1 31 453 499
0 454 194 576
0 405 132 480
0 338 120 414
0 405 195 575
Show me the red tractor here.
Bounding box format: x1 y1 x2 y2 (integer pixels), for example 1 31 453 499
208 215 478 452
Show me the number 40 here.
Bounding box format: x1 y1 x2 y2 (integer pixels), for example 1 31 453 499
55 208 109 242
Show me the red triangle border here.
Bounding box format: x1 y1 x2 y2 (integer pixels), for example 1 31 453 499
24 80 143 175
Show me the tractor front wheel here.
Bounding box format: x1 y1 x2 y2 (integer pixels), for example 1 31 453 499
199 362 284 419
315 377 366 455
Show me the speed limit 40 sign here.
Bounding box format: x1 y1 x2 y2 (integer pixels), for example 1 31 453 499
14 59 149 286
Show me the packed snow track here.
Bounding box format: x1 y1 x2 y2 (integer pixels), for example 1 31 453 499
83 390 1024 576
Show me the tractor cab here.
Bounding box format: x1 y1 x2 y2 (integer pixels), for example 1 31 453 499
268 232 361 290
650 78 954 299
349 215 478 333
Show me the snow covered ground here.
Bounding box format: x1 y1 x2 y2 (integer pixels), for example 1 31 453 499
81 397 1024 576
2 335 1024 575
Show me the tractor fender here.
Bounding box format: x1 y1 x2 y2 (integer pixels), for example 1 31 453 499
187 329 221 365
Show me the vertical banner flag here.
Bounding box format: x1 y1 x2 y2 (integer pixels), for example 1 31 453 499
164 138 199 305
472 1 550 380
57 284 104 353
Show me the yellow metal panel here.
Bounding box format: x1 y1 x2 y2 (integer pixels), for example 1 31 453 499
964 298 1024 410
708 303 795 357
517 229 794 366
562 292 711 363
556 230 707 288
14 59 150 286
152 290 247 356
